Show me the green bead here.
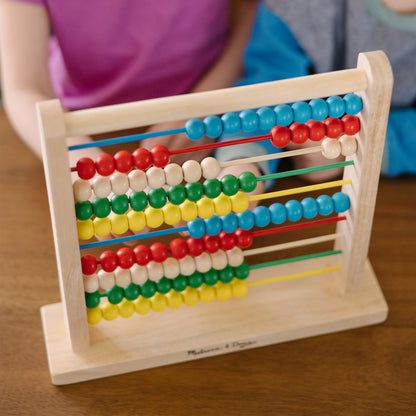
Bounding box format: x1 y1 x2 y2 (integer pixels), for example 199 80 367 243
234 262 250 280
187 271 203 288
129 191 148 212
107 286 124 304
185 182 203 202
140 280 157 298
203 269 219 286
111 194 129 215
75 200 93 220
203 179 222 199
172 275 187 292
219 265 234 283
220 174 239 196
92 197 111 218
124 282 140 301
238 171 257 193
167 185 186 205
157 277 172 294
148 187 167 209
85 291 100 308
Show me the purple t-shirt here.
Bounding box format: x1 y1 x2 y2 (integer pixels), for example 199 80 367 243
16 0 229 109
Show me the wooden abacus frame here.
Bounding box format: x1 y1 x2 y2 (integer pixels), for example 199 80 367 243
38 51 392 385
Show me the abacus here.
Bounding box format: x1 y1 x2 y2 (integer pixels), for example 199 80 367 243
39 51 392 385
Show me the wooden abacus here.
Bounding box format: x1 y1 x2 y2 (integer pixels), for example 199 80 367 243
38 51 392 385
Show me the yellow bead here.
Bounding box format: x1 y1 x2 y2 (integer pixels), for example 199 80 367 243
128 210 146 231
180 200 198 222
93 217 112 237
166 290 183 309
110 213 129 235
213 194 232 216
162 203 181 225
215 281 232 301
87 307 102 325
230 191 249 213
231 279 248 298
134 297 152 315
145 206 164 229
118 299 135 318
101 302 119 321
199 284 216 304
197 198 215 219
183 287 199 306
77 219 94 240
151 293 168 312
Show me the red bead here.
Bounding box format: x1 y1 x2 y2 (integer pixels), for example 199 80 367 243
270 125 291 148
324 117 343 139
150 242 169 263
133 244 151 266
99 250 118 272
219 231 236 251
95 154 115 176
132 148 152 170
81 254 97 275
76 158 96 180
114 150 133 173
203 235 220 253
169 238 188 259
235 229 253 248
151 145 170 168
342 115 360 135
290 122 309 144
116 247 135 269
307 120 326 141
186 237 205 257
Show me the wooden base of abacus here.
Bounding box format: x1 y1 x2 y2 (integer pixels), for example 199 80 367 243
40 255 387 385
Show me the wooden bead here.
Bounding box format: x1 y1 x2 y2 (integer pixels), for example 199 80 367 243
114 150 133 173
77 219 94 240
226 246 244 267
179 200 198 222
111 172 129 195
98 269 115 290
182 160 202 183
127 210 146 232
178 255 196 276
91 175 111 198
321 137 341 159
197 198 215 219
146 166 165 189
201 157 220 179
144 206 164 228
93 217 112 237
340 135 357 156
164 163 183 186
146 260 164 282
73 179 92 202
130 263 148 285
194 252 212 273
210 250 228 271
110 213 129 235
128 170 148 192
213 194 232 216
162 257 180 279
114 267 132 288
76 157 96 180
163 204 181 225
83 273 99 293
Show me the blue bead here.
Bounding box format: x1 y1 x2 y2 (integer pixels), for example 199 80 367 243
204 115 223 138
221 112 241 134
253 205 271 227
301 197 319 219
221 212 238 234
239 109 259 132
274 104 293 126
332 192 350 213
292 101 311 123
237 210 255 230
327 96 345 118
285 200 303 222
343 93 363 115
257 107 276 131
269 203 287 224
187 217 206 238
309 98 328 121
316 195 334 216
185 118 205 141
204 215 222 236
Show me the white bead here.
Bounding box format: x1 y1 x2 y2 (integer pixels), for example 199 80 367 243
201 157 220 180
73 179 92 202
210 250 228 271
92 175 111 198
162 257 180 279
226 247 244 267
111 172 129 195
182 160 202 183
98 269 115 290
114 267 131 288
146 260 164 282
130 263 148 285
340 135 358 156
164 163 183 186
83 273 99 293
128 169 148 192
195 252 212 273
146 166 165 189
321 138 341 159
178 255 196 276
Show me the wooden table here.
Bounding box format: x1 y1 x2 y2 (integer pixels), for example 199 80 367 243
1 108 415 415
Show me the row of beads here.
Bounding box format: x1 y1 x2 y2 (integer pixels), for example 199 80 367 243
321 136 357 159
184 94 362 140
87 279 248 324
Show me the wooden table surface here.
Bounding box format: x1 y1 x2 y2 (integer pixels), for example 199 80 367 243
1 108 415 415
